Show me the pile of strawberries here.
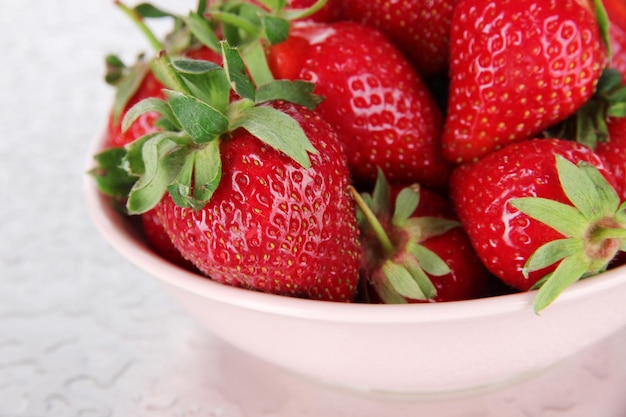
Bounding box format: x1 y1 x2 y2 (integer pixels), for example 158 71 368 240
92 0 626 312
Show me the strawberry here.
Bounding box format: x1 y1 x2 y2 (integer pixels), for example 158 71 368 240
338 0 459 76
141 208 199 270
156 100 360 301
351 171 488 304
92 40 361 301
543 67 626 201
450 138 626 312
267 21 452 188
443 0 608 163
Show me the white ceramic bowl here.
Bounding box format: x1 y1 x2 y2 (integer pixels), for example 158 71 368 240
84 134 626 394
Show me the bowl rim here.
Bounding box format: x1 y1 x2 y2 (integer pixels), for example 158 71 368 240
84 132 626 325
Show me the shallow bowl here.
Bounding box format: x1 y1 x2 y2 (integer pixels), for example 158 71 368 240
84 134 626 394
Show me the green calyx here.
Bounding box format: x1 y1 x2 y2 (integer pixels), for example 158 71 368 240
509 155 626 313
546 68 626 148
190 0 327 86
94 40 322 214
350 170 460 303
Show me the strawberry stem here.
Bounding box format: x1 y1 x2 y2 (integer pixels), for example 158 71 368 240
349 185 395 256
592 226 626 240
209 10 260 36
115 1 165 52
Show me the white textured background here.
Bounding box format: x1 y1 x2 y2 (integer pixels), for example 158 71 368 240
1 1 626 416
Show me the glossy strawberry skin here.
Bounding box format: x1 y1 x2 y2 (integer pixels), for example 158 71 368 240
141 208 198 271
450 139 617 291
443 0 607 163
338 0 459 76
156 102 361 302
267 21 452 189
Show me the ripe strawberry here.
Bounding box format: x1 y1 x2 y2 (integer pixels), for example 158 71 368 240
156 101 360 301
450 138 626 311
443 0 608 163
267 21 452 188
338 0 459 76
141 208 199 270
351 171 488 304
543 67 626 201
92 41 361 301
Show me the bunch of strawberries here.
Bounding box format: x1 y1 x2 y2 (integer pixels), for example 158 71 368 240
92 0 626 312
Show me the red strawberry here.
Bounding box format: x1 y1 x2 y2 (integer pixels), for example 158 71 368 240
450 138 625 311
141 208 198 271
93 42 361 301
543 67 626 202
338 0 459 76
267 21 452 188
156 101 360 301
351 171 488 304
443 0 608 163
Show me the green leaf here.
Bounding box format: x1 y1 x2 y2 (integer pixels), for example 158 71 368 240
167 153 195 208
182 12 222 52
509 197 588 237
240 39 276 88
171 58 230 112
607 102 626 118
262 15 290 44
221 42 256 101
282 0 328 21
134 3 175 18
126 136 190 214
593 0 612 58
255 80 324 110
150 52 194 95
89 148 137 199
406 241 451 277
578 162 620 214
254 0 286 11
392 187 420 227
193 139 222 205
404 217 460 241
111 61 150 125
371 168 391 217
382 260 427 300
523 238 584 276
404 258 438 299
533 253 592 313
122 97 178 134
374 279 409 304
556 156 609 221
165 90 228 144
230 105 316 168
